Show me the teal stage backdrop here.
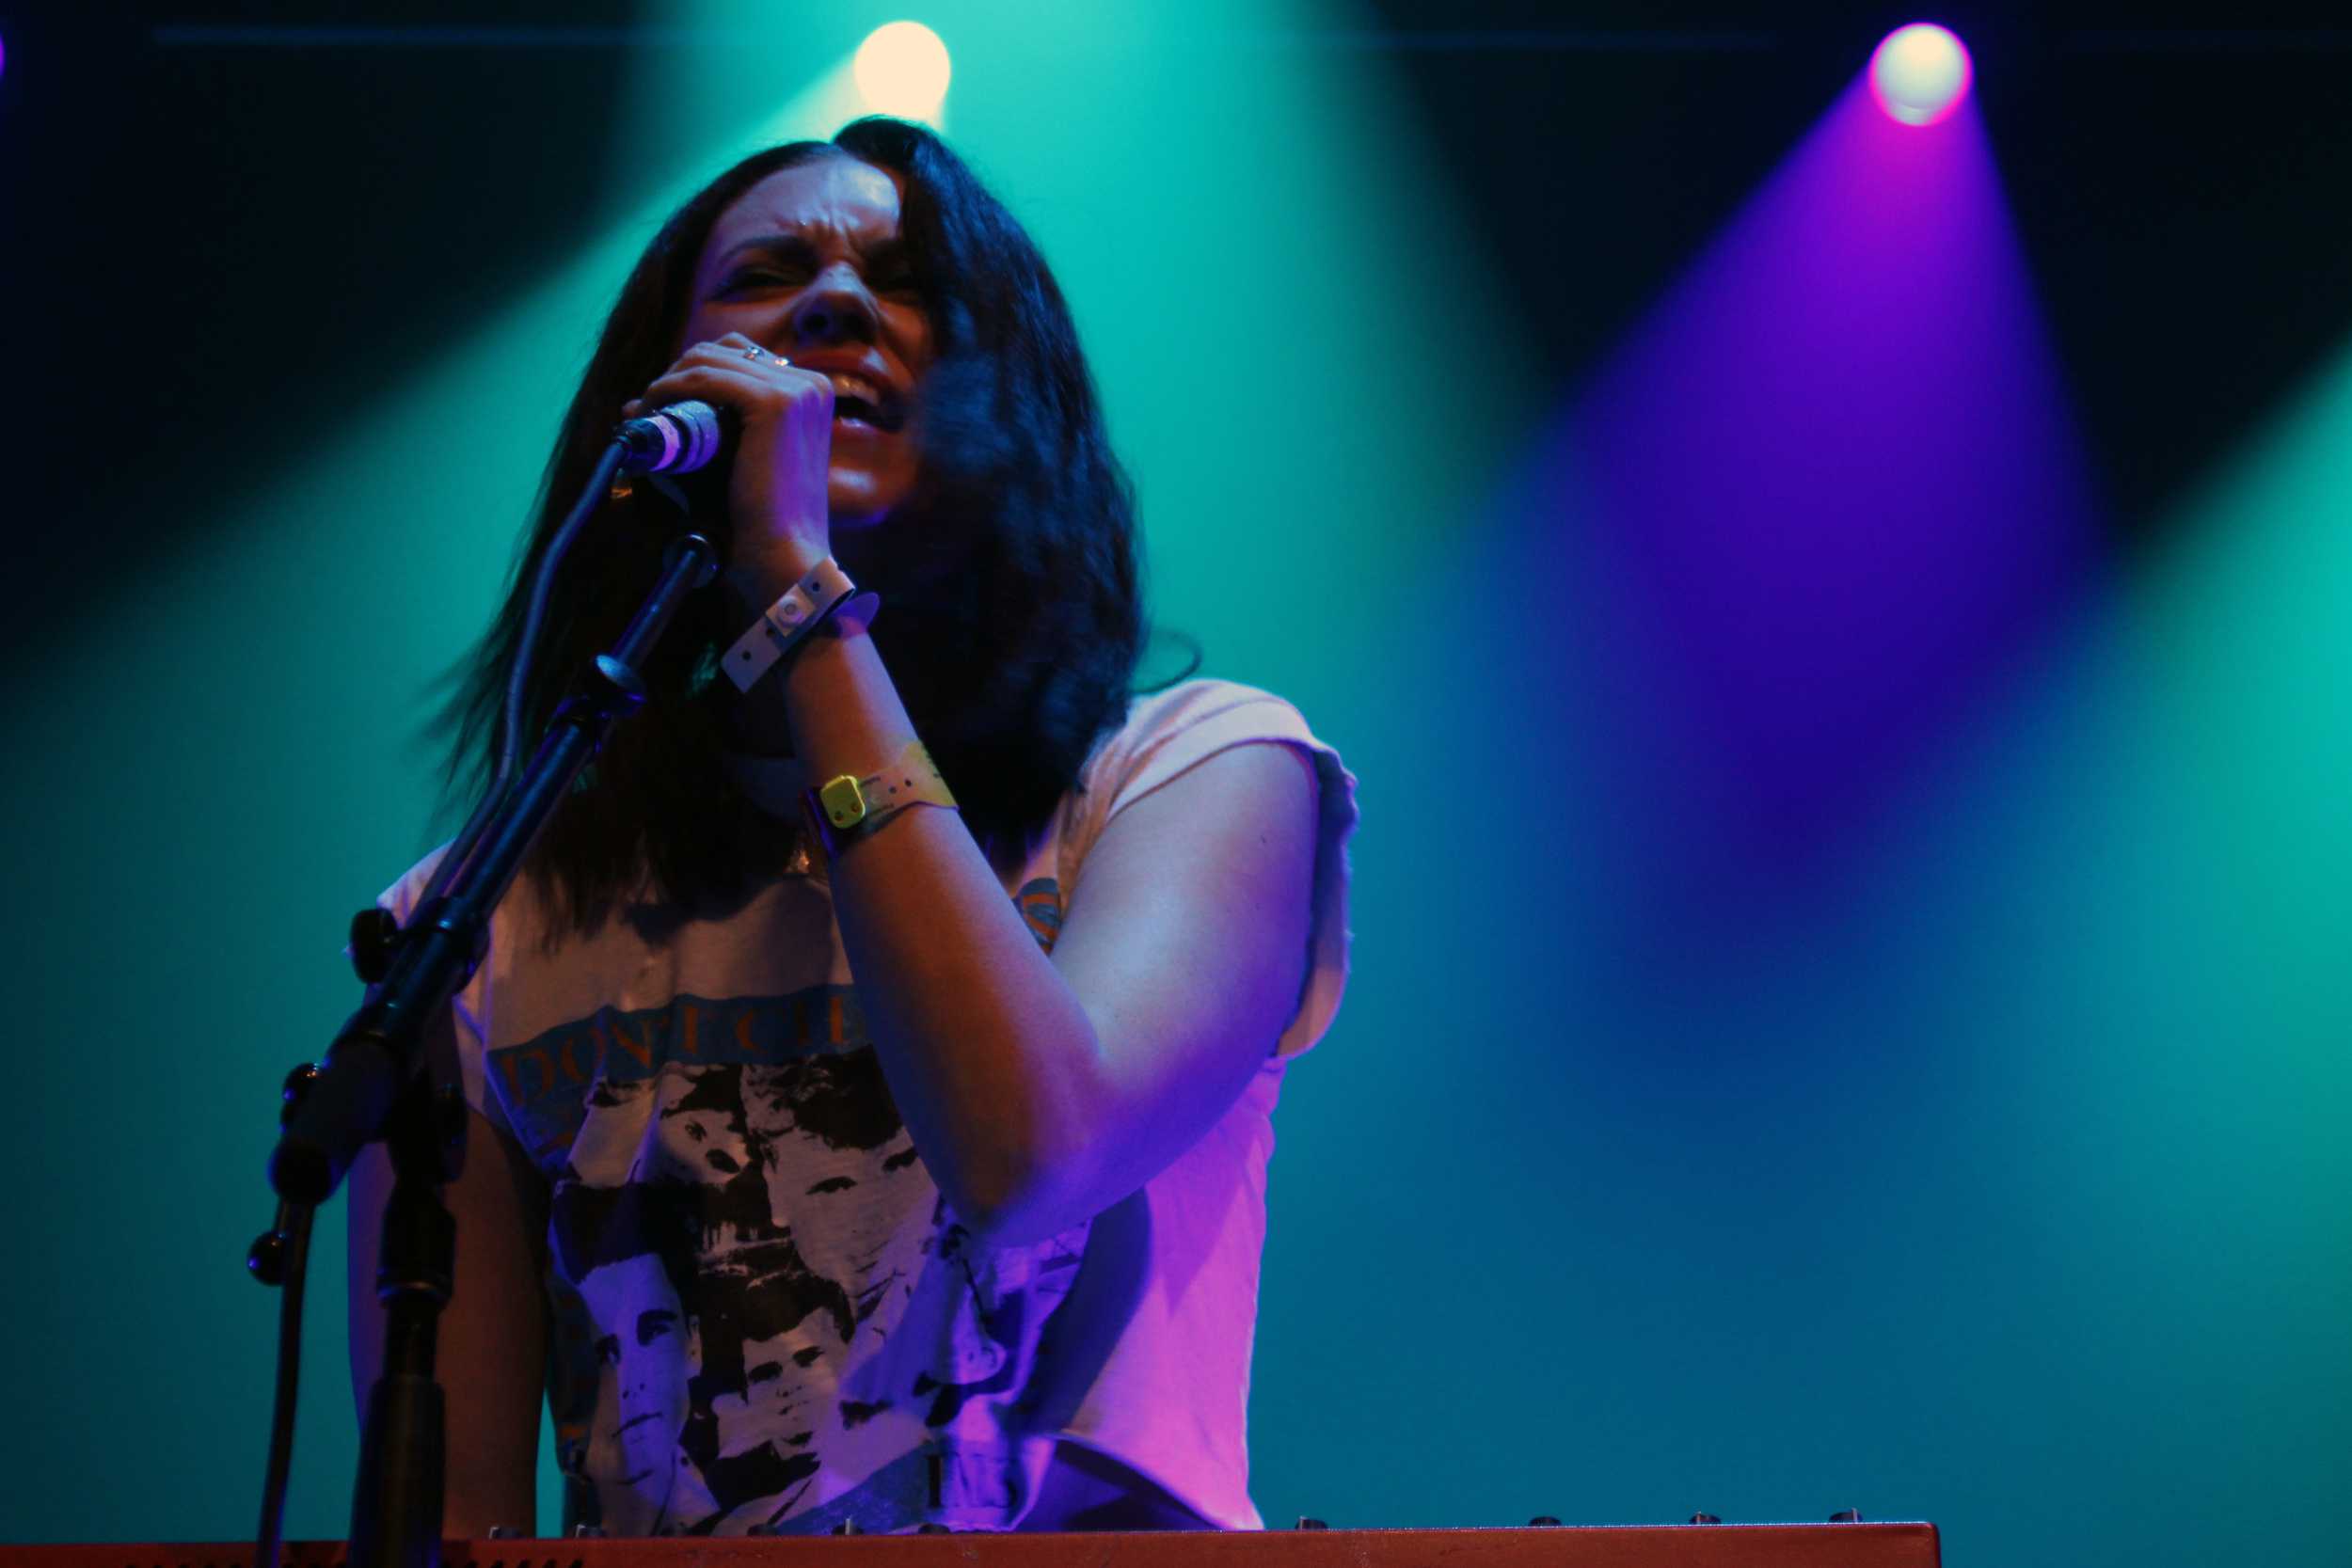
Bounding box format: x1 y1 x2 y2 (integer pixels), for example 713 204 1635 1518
1 4 2345 1563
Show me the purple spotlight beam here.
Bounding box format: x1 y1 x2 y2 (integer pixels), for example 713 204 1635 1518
1535 77 2098 905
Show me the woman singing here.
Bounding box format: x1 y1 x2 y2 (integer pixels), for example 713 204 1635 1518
350 116 1355 1538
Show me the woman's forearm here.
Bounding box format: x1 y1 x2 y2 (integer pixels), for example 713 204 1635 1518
761 623 1113 1243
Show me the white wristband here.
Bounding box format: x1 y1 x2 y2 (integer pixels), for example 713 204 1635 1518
723 558 858 692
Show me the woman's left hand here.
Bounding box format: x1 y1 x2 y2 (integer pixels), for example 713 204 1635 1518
624 330 836 599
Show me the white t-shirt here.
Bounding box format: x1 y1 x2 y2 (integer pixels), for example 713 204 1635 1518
379 678 1357 1535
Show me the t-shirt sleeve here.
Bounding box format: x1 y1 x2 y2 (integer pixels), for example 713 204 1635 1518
374 844 503 1128
1060 680 1359 1059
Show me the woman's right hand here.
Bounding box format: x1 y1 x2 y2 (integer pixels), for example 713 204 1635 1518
623 330 837 603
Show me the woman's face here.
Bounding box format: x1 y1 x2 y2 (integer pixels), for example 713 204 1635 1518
677 156 934 529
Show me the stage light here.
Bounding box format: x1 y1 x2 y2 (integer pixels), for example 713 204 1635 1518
1869 23 1972 127
853 22 951 122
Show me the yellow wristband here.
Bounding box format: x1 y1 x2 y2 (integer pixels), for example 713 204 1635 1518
805 738 958 857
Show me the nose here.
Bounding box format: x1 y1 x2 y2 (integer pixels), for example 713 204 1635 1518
787 261 880 350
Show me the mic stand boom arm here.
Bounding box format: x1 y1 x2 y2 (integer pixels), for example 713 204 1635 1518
263 522 719 1568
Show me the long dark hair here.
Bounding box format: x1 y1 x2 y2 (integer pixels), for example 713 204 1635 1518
438 119 1147 930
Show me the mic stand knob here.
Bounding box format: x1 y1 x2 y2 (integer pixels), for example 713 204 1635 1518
350 908 405 985
246 1064 320 1286
246 1227 291 1287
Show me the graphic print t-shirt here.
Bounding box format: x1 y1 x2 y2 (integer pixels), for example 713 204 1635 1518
379 680 1356 1536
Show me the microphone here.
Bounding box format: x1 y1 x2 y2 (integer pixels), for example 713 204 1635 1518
614 400 732 475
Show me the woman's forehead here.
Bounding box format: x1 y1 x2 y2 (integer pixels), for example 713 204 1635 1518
708 157 906 252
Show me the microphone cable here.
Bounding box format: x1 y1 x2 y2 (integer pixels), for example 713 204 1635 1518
418 438 629 911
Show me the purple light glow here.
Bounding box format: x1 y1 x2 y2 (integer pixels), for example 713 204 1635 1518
1533 81 2099 898
1870 24 1973 127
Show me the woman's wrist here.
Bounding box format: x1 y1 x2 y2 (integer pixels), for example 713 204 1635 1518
718 548 863 757
717 557 860 703
778 615 923 783
718 541 831 622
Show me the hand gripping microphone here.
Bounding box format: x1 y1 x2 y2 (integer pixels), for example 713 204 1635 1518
614 400 732 475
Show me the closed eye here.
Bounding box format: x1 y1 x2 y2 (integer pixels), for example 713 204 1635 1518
717 266 803 294
719 264 915 300
710 230 921 300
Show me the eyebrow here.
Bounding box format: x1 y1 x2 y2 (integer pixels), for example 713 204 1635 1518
715 232 913 274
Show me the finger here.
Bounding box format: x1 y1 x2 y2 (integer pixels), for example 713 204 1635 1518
713 331 791 368
641 361 773 404
678 336 792 373
639 361 831 418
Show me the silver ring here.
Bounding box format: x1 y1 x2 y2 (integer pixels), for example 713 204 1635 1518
740 345 766 363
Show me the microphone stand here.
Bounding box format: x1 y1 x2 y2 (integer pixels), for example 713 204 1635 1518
254 501 718 1568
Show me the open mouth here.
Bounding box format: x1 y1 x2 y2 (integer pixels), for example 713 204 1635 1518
826 376 906 433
